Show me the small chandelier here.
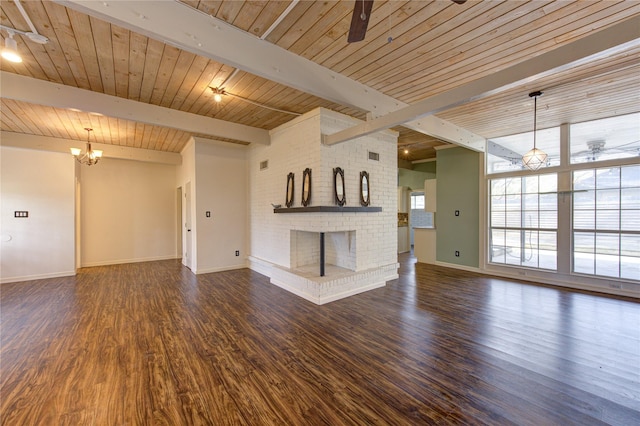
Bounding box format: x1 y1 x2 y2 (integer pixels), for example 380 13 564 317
70 128 103 166
522 90 548 171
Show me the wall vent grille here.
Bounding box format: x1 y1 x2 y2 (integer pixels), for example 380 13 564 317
260 160 269 170
368 151 380 161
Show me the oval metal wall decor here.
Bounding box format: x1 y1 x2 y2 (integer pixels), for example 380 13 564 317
360 171 370 206
334 167 346 206
286 172 295 207
302 168 312 207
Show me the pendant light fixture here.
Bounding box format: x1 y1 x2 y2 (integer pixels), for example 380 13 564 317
71 128 103 166
522 91 548 171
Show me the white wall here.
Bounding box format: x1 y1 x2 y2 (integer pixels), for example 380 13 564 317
177 139 196 269
80 157 178 266
193 138 248 273
1 146 76 282
320 111 398 271
249 112 322 268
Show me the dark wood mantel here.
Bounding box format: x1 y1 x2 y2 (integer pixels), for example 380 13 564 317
274 206 382 213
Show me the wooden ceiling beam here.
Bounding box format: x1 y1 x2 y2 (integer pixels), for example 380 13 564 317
54 0 484 150
0 71 270 145
1 131 182 165
323 15 640 147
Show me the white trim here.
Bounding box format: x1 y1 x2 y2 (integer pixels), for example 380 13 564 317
483 264 639 299
433 261 482 274
428 260 639 298
411 158 437 164
1 270 76 284
81 255 179 268
194 263 248 274
433 144 459 151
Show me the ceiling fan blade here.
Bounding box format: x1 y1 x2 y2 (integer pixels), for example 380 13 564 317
451 0 467 4
347 0 374 43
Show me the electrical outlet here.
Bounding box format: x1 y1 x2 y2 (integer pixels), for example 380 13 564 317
455 210 460 216
235 250 240 256
206 211 211 218
455 250 460 257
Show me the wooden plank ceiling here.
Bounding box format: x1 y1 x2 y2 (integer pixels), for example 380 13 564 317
1 0 639 162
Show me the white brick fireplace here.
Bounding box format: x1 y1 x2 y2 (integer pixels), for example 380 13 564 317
248 108 398 304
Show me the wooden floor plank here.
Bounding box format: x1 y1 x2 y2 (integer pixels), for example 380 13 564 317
1 254 638 425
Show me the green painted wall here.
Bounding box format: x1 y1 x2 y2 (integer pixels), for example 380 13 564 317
413 161 436 174
398 167 436 191
436 147 480 267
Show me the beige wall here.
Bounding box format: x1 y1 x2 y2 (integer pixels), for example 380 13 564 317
1 146 76 282
193 139 248 273
80 157 178 266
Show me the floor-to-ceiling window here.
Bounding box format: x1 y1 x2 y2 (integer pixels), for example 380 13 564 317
486 112 639 288
573 165 640 280
489 174 557 270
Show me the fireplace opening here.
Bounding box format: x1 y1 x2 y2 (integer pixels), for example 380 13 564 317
290 230 356 276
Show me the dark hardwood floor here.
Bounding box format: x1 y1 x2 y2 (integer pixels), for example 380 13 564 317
1 254 639 425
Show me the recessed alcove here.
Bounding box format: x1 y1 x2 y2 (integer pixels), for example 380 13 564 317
291 230 356 273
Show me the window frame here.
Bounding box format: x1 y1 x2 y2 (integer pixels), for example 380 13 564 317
488 174 558 271
484 119 639 287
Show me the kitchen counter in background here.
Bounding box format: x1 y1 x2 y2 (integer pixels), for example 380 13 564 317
398 226 410 253
414 226 436 264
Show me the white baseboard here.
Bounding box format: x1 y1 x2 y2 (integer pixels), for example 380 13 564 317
432 261 482 274
1 270 76 284
194 263 247 274
81 255 179 268
428 260 639 299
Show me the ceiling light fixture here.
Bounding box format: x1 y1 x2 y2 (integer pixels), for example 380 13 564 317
71 128 103 166
2 31 22 63
0 0 50 64
522 91 548 171
211 87 226 103
209 87 301 116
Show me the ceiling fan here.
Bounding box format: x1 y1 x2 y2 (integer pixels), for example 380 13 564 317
573 140 640 162
348 0 467 43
